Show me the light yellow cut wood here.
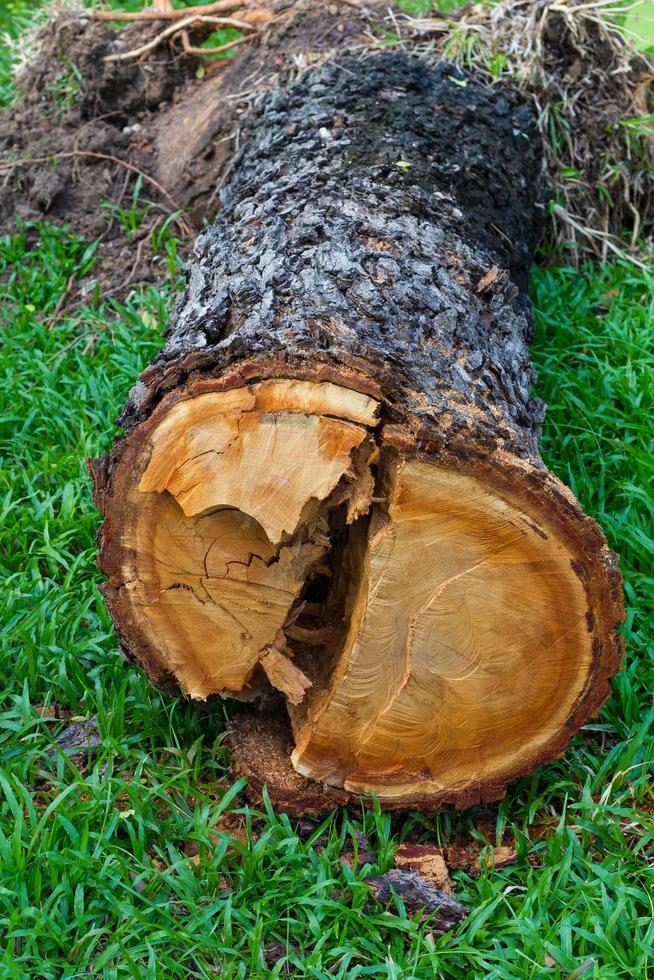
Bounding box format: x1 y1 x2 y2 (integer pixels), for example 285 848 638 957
120 493 325 698
122 380 379 698
139 380 377 544
251 379 379 426
291 460 594 800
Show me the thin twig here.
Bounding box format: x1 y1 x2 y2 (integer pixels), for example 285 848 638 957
47 272 78 329
0 150 194 236
46 334 83 363
180 28 252 57
124 215 162 288
90 0 243 22
103 14 254 62
126 234 148 288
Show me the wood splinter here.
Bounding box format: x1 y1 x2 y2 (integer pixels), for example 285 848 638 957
259 633 313 706
90 53 624 812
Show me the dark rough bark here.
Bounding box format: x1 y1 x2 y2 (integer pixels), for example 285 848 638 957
122 54 548 463
91 50 624 814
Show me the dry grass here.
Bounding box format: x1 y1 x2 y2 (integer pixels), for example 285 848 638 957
394 0 654 264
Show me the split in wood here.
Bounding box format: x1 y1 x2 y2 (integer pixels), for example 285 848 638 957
100 376 618 808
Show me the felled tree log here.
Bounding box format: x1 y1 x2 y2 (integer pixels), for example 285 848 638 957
90 53 624 811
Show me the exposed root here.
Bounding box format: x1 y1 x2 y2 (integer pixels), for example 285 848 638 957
90 0 246 22
180 28 254 58
103 14 258 63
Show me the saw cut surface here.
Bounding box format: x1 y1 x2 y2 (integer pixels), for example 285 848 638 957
121 380 379 699
106 376 611 804
291 460 595 801
120 495 326 699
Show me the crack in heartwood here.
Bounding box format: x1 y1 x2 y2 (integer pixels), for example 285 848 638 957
159 581 208 605
172 412 246 498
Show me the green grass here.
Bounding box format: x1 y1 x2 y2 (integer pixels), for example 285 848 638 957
1 209 653 980
1 3 654 979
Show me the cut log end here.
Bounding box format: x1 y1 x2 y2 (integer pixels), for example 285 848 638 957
96 374 623 811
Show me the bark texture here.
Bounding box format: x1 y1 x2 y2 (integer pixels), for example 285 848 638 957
121 55 547 456
91 52 624 813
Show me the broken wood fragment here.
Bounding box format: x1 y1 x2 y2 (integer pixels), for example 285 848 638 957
365 870 468 935
446 841 518 877
260 638 313 706
394 844 455 895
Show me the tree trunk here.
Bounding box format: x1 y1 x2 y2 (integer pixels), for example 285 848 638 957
90 53 624 812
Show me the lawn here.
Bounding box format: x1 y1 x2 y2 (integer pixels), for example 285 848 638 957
0 2 653 978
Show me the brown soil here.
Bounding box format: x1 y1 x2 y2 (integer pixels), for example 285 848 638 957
0 0 378 302
1 14 197 298
1 1 650 306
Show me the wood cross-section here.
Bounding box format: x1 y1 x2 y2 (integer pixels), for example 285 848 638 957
290 460 594 802
117 380 379 699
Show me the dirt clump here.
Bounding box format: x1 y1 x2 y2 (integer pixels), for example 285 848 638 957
0 1 379 303
0 13 200 298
